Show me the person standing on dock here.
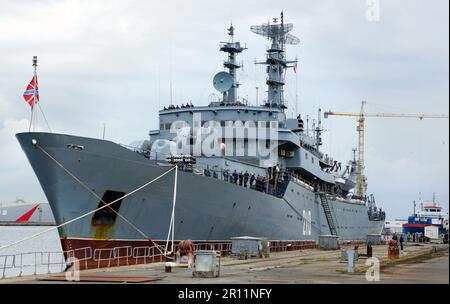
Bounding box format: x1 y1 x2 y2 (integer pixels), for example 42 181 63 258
392 233 398 241
399 234 404 251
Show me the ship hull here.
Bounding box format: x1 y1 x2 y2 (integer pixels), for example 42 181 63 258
17 132 384 266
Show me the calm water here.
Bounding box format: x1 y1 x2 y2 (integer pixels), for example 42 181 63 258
0 226 63 278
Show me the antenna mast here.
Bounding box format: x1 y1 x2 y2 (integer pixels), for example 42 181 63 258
216 24 246 104
251 11 300 111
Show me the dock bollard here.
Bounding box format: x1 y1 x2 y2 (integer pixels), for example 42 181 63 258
165 262 176 273
165 262 172 273
347 249 355 273
367 242 373 258
388 240 400 260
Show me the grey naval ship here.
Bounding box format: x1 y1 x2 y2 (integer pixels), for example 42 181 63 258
16 13 385 265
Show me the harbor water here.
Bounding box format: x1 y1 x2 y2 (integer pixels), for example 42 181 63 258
0 226 63 278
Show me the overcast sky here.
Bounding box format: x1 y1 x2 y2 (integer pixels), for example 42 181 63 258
0 0 448 220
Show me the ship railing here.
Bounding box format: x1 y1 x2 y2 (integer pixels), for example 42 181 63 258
289 175 315 191
183 161 318 199
185 163 289 198
0 254 15 279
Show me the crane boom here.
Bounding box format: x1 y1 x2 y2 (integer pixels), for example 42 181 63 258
324 102 449 198
324 112 449 119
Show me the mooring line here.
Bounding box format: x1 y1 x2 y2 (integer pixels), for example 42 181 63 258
0 143 176 253
36 143 166 246
165 165 178 255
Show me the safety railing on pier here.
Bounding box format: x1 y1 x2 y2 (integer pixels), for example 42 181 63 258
92 245 165 268
0 241 235 280
269 240 318 252
0 244 170 280
193 242 232 254
132 245 167 264
0 246 92 279
0 240 321 280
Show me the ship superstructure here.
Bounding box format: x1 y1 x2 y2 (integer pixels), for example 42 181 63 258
403 195 449 235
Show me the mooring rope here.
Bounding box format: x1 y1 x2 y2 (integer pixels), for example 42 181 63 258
36 143 166 247
164 165 178 255
0 142 176 253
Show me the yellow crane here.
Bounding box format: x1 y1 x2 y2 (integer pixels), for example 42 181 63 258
324 101 449 198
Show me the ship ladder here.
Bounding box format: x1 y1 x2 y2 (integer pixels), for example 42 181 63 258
318 193 338 236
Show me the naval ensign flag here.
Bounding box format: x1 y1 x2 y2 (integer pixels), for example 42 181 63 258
23 76 39 108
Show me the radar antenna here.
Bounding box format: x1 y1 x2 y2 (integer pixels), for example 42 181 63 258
251 11 299 111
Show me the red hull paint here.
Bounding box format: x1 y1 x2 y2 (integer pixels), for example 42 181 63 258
423 205 442 209
60 238 318 270
403 224 440 228
15 203 40 222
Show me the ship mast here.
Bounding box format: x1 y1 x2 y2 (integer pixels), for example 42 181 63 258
218 24 245 104
251 11 299 111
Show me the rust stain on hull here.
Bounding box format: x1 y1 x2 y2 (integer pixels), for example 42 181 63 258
91 224 115 240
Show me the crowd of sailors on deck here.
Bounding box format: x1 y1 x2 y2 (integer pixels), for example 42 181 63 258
368 207 386 220
163 102 194 111
214 101 245 107
200 163 383 204
202 164 292 196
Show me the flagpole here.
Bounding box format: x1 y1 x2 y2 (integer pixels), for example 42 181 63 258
28 56 38 132
28 98 33 132
32 56 38 132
